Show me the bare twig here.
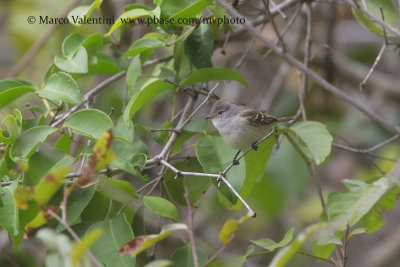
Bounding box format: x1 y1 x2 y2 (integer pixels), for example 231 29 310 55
184 187 199 267
47 209 101 267
298 2 312 121
332 136 399 155
214 0 400 135
359 43 387 90
359 5 390 90
150 128 182 133
263 0 286 51
201 236 234 266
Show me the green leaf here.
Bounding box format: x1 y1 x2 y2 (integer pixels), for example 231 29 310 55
352 0 398 36
119 223 188 256
169 246 208 267
237 138 276 209
181 68 247 87
314 233 342 246
143 196 180 221
269 223 323 267
63 109 113 140
98 176 139 203
63 186 97 228
174 41 192 82
88 53 121 75
27 149 74 185
164 158 211 206
126 56 142 92
311 240 335 260
327 177 393 231
251 228 294 252
123 79 174 124
54 134 72 154
81 33 104 55
0 79 35 109
38 72 82 104
0 186 19 237
110 140 146 180
195 135 246 204
55 46 89 74
169 0 212 25
286 121 333 165
359 206 385 233
144 259 173 267
68 0 103 27
105 7 159 36
114 117 134 143
10 126 58 161
89 213 135 267
348 227 367 239
125 38 165 58
184 23 213 68
61 33 84 58
0 110 21 144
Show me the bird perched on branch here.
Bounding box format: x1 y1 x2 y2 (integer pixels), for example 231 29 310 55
205 99 292 165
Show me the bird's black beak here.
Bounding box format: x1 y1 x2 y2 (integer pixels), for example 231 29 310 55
205 114 216 120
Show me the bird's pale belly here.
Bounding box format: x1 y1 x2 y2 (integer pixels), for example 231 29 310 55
220 124 270 150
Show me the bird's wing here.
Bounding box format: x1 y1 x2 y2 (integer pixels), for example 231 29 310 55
239 108 277 126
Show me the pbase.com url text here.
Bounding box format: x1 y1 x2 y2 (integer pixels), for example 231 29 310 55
120 15 245 26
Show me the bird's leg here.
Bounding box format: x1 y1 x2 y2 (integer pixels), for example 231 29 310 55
251 142 258 151
232 150 241 165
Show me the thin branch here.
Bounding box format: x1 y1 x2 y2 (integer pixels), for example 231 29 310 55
234 38 255 69
298 2 313 121
359 5 390 90
214 0 400 135
332 138 400 164
146 83 220 167
262 2 302 58
359 43 387 90
269 0 288 19
263 0 286 51
201 236 233 266
184 187 199 267
51 71 126 127
234 0 300 36
6 0 80 77
47 209 101 267
162 78 219 98
150 128 182 133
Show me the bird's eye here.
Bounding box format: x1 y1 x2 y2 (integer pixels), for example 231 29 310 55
217 110 223 115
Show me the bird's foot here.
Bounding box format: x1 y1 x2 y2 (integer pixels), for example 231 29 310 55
232 158 240 165
251 142 258 151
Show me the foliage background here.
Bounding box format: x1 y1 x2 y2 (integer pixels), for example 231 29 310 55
0 0 400 266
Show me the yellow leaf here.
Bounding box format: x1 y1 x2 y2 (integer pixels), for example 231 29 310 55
13 187 33 210
71 228 104 266
91 129 115 171
34 166 69 205
219 219 239 245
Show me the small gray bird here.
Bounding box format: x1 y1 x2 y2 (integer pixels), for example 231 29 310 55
205 99 292 165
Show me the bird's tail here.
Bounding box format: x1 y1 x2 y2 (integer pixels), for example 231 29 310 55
276 117 293 122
